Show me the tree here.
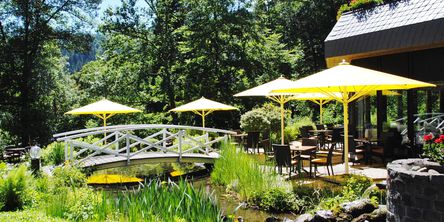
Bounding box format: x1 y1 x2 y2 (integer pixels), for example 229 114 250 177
0 0 101 144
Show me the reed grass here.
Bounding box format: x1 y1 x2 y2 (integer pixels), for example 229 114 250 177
95 180 224 222
211 142 291 200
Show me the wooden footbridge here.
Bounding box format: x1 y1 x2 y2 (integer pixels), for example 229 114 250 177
54 125 236 170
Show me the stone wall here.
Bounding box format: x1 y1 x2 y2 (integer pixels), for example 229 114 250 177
387 159 444 222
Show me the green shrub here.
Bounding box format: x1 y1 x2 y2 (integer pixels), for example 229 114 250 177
42 142 65 166
292 183 340 213
52 165 87 188
45 186 99 221
250 188 301 213
0 165 35 211
95 180 223 222
284 116 315 141
317 175 373 213
240 103 288 134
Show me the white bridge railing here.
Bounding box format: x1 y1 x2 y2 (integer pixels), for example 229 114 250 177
53 124 236 167
395 113 444 136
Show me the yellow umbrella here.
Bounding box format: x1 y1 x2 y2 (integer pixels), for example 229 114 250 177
170 97 237 127
234 76 297 144
65 99 142 127
272 61 435 174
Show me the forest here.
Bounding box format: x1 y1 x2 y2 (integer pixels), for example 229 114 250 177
0 0 350 146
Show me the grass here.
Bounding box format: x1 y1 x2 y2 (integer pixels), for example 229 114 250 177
211 141 291 200
0 210 67 222
95 180 224 222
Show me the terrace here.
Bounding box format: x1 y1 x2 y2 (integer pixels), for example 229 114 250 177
1 0 443 222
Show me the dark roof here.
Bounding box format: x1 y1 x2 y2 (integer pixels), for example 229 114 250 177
325 0 444 59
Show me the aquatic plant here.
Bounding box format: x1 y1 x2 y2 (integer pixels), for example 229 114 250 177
95 179 224 222
211 142 291 200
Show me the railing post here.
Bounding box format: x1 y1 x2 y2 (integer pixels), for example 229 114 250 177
65 141 68 163
115 132 119 152
178 130 183 161
163 128 167 152
70 142 73 161
126 133 130 165
205 132 209 154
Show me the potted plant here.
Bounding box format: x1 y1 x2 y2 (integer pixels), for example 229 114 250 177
422 133 444 165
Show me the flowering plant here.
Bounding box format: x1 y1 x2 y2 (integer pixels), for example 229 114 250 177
422 133 444 165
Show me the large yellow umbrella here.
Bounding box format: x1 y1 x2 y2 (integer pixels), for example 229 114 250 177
272 61 436 173
170 97 237 127
65 99 142 127
234 76 297 144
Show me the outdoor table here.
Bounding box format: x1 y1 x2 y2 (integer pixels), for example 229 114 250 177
354 138 382 164
5 147 27 161
309 129 332 148
290 141 317 174
230 133 247 145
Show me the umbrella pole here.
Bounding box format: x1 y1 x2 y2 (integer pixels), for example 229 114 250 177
343 101 349 174
320 100 324 124
280 97 285 145
202 110 205 128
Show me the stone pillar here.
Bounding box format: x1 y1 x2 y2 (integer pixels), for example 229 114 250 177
387 159 444 222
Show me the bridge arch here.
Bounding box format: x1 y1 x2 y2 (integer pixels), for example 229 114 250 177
54 124 236 170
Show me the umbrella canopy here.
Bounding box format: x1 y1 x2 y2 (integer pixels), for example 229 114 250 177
272 61 436 174
65 99 142 127
234 76 297 144
170 97 237 127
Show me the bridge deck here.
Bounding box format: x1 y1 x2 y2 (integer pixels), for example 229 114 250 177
79 152 220 170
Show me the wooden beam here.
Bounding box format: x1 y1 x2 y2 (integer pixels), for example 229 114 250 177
376 91 387 141
440 90 444 113
426 90 433 113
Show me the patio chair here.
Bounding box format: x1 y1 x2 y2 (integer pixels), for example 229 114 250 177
326 128 343 150
259 139 273 161
300 138 318 174
348 135 366 164
245 132 260 153
310 143 335 177
326 123 334 130
272 144 298 178
316 124 325 130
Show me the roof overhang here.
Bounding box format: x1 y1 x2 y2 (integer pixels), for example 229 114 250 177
325 18 444 67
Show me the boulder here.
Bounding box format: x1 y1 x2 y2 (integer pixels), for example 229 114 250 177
265 216 280 222
311 210 335 222
340 199 376 217
294 213 313 222
351 205 387 222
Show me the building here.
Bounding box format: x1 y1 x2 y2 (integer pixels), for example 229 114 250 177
324 0 444 154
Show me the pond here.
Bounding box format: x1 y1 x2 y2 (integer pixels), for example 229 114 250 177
91 163 298 221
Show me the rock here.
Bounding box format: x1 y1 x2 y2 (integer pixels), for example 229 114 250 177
341 199 377 217
283 218 294 222
351 205 387 222
294 213 313 222
311 210 335 222
265 216 280 222
411 166 421 171
237 216 244 222
428 169 440 175
335 212 353 222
